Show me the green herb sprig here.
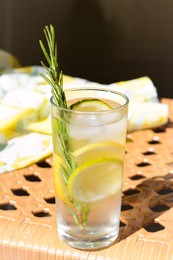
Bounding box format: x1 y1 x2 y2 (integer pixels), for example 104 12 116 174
39 25 67 109
39 25 89 231
39 25 74 176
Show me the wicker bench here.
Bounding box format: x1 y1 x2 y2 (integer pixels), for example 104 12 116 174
0 98 173 259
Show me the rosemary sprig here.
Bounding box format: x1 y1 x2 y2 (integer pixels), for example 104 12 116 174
39 25 67 109
39 25 89 231
39 25 74 177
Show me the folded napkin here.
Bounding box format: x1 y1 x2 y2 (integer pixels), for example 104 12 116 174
0 66 169 174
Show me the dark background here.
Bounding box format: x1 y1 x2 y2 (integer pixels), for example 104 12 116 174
1 0 173 98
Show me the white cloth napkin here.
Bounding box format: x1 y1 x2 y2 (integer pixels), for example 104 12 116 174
0 66 169 174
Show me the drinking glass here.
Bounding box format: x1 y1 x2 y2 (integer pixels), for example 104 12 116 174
51 88 129 250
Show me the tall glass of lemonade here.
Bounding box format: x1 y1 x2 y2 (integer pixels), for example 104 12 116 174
51 87 129 250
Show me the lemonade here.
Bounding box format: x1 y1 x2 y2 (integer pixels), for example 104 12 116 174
51 88 128 250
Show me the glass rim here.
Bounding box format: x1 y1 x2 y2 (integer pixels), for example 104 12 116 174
50 87 129 114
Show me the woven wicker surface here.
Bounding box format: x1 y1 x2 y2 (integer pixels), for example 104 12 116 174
0 98 173 260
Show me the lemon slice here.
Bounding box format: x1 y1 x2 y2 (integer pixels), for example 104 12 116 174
68 158 122 203
70 98 112 112
73 141 124 165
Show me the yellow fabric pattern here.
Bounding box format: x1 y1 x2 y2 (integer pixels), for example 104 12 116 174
0 66 169 174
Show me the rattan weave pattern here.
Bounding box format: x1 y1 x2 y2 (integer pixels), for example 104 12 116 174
0 99 173 260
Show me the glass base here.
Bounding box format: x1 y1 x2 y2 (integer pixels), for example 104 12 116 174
58 227 119 250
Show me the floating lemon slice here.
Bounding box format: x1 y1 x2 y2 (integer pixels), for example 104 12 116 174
73 141 124 165
67 158 122 204
70 98 112 112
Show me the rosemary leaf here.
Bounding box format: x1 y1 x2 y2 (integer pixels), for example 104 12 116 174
39 24 89 231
